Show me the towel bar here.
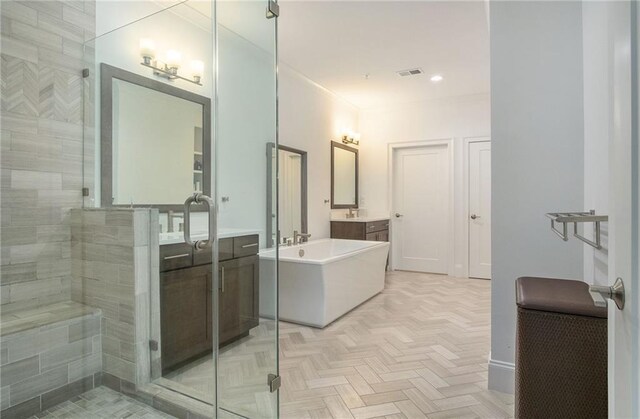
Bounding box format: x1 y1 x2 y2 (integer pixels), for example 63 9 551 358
545 210 608 249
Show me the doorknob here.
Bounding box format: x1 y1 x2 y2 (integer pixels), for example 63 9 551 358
589 277 625 310
395 213 403 218
470 214 480 220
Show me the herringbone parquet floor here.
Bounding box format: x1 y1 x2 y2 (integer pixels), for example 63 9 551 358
167 271 514 418
279 271 514 419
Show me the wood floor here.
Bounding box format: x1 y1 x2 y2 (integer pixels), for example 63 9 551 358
165 271 514 418
279 271 514 419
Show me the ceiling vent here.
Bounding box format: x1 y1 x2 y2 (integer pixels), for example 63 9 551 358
396 68 424 77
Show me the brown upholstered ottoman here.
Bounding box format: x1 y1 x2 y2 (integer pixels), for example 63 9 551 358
515 277 607 419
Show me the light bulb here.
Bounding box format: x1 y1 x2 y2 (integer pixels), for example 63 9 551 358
191 60 204 78
165 50 182 69
430 74 443 83
139 38 155 62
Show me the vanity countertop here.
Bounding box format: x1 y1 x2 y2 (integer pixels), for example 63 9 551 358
330 216 390 223
159 228 260 245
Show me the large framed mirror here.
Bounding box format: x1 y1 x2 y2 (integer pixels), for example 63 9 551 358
331 141 359 209
267 143 308 247
101 63 211 211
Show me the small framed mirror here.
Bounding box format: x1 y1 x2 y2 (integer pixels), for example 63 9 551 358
267 143 308 247
331 141 358 209
101 63 211 211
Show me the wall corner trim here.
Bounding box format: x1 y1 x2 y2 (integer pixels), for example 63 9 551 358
488 357 515 394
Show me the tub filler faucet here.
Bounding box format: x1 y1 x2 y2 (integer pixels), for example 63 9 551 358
294 231 311 245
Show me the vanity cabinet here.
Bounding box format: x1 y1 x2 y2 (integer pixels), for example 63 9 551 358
367 229 389 242
160 234 259 372
160 264 211 370
218 255 259 345
332 220 390 269
331 219 390 242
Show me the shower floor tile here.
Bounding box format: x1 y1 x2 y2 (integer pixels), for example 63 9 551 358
32 386 175 418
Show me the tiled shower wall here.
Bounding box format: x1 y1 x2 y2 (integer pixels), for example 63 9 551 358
0 0 96 312
70 208 159 387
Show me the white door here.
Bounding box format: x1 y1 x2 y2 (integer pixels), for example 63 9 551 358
468 141 491 279
607 2 639 416
392 144 450 273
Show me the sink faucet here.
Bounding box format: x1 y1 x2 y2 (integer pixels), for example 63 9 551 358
167 210 184 233
293 230 311 245
346 207 359 219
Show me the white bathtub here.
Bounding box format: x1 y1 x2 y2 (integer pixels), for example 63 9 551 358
259 239 390 328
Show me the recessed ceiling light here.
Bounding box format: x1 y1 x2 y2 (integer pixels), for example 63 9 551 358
430 74 443 82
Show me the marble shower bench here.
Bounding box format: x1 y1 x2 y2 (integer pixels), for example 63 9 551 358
0 301 102 419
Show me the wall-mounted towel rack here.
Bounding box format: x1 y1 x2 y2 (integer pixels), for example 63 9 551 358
545 210 608 249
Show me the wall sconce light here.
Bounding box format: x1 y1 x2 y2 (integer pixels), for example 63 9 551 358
341 130 360 146
139 38 203 86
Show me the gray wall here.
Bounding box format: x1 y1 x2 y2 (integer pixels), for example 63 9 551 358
0 0 95 312
582 1 610 287
489 1 585 392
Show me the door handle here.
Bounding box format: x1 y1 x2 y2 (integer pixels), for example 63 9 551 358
184 193 215 250
589 277 625 310
219 266 225 293
470 214 480 220
395 213 403 218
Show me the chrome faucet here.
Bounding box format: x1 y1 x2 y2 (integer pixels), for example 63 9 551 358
346 207 359 219
293 230 311 245
167 210 184 233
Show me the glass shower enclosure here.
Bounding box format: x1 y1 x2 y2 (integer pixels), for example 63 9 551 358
81 0 278 417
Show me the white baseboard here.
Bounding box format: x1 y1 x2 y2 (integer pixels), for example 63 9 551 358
488 357 515 394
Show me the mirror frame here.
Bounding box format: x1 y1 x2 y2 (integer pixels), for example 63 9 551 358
100 63 212 212
331 141 359 209
266 143 308 247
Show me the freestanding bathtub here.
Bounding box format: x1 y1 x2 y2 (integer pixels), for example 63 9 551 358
259 239 390 328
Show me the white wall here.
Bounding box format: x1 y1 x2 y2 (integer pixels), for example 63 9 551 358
95 3 359 245
279 66 359 240
215 25 276 247
358 94 491 275
489 1 585 393
582 1 610 287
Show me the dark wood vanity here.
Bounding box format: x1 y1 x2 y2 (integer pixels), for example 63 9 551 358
160 234 259 372
330 219 390 242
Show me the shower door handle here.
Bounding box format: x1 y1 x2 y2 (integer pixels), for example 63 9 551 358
183 193 215 250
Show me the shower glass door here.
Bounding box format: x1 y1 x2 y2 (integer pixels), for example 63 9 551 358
82 0 278 418
83 0 218 412
215 0 279 417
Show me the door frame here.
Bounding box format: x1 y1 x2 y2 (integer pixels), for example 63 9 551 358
388 139 455 274
463 137 491 279
609 1 639 416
